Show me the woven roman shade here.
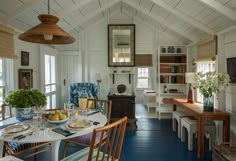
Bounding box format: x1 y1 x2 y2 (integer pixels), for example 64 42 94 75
135 54 152 66
193 35 217 63
0 23 17 59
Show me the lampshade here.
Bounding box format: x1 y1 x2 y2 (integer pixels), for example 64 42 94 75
185 72 195 84
95 73 102 82
19 14 75 44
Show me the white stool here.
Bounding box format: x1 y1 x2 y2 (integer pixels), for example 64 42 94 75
172 111 192 138
181 117 215 151
147 102 156 113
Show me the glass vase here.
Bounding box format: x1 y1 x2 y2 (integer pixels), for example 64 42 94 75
203 95 214 112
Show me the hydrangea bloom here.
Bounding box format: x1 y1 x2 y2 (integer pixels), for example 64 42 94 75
192 72 230 97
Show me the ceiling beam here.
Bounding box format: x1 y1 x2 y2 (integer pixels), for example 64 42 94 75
151 0 215 35
3 0 45 23
198 0 236 22
68 0 120 31
123 0 196 42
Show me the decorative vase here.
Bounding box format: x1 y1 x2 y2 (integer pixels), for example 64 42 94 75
203 95 214 112
15 107 34 121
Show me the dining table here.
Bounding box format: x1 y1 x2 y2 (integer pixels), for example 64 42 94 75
0 111 107 161
173 98 230 158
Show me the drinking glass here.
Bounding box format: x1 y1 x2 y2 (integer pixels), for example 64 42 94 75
34 106 46 130
78 109 89 121
64 103 75 121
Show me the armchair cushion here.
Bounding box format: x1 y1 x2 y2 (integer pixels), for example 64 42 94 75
78 98 94 109
69 83 98 107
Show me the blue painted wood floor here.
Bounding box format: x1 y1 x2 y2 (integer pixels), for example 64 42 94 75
22 118 212 161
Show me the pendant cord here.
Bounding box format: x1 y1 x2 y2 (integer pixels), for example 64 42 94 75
48 0 50 14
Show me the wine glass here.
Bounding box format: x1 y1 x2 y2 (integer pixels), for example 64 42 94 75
64 103 75 121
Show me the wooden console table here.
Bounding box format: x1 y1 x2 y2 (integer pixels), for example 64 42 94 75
173 98 230 158
107 94 137 130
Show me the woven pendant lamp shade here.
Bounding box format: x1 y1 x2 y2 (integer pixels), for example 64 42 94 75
19 14 75 45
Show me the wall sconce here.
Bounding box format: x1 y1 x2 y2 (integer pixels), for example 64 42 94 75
185 72 195 103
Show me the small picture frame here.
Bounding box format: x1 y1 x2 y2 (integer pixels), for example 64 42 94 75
18 69 33 89
21 51 29 66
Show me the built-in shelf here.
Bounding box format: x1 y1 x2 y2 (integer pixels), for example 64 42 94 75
156 45 187 119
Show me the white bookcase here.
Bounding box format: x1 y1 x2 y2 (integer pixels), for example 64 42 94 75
156 46 187 119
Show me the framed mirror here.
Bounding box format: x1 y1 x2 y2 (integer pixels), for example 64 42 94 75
108 24 135 67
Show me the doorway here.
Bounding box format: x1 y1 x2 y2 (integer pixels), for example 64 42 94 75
40 46 57 109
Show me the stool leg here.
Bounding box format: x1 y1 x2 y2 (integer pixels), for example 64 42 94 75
181 125 185 142
188 130 193 151
208 134 212 151
177 119 181 138
173 118 176 132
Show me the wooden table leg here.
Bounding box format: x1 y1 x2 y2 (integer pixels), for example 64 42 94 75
197 116 204 158
223 116 230 143
173 104 177 111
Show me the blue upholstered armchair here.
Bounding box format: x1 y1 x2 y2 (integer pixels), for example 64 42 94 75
68 82 98 107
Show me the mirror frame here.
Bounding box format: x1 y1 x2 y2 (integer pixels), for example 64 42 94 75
108 24 135 67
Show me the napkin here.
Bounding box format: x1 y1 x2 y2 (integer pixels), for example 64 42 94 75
0 118 20 129
52 127 75 137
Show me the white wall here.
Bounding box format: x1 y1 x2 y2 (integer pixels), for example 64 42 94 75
218 29 236 145
68 12 187 103
14 34 41 89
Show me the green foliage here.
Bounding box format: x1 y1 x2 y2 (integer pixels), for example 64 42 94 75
5 89 47 108
193 72 230 97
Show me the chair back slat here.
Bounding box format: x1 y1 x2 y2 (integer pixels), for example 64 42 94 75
86 99 112 124
88 116 127 161
1 102 12 120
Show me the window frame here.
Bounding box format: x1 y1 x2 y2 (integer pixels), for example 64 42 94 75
195 61 215 103
136 67 151 89
0 58 14 120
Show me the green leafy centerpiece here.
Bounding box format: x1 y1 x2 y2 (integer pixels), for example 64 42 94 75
193 72 229 111
5 89 47 121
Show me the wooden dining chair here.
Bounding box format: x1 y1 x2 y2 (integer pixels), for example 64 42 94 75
1 103 51 160
61 116 127 161
62 99 112 158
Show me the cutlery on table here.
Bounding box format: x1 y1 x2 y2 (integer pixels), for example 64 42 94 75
13 131 34 140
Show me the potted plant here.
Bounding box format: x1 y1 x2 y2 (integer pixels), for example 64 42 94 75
5 89 47 121
193 72 229 111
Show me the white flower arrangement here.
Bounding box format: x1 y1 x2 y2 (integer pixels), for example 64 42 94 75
192 72 230 97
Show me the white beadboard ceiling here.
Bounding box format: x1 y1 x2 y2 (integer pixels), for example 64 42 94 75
0 0 236 45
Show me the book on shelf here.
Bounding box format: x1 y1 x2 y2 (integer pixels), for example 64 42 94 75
160 76 169 83
162 98 174 104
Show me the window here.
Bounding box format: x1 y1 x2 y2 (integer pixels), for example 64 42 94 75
0 58 14 120
0 59 5 105
136 67 150 88
44 55 56 109
196 62 215 102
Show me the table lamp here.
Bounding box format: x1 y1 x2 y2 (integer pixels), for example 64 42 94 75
185 72 195 103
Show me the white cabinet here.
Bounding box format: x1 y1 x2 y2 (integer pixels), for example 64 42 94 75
157 46 187 119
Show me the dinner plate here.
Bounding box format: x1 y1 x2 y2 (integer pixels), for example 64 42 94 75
3 124 30 134
66 120 91 129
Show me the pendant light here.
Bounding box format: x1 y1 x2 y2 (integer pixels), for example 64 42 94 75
19 0 75 45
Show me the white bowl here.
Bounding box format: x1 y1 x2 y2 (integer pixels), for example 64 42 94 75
47 117 68 124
